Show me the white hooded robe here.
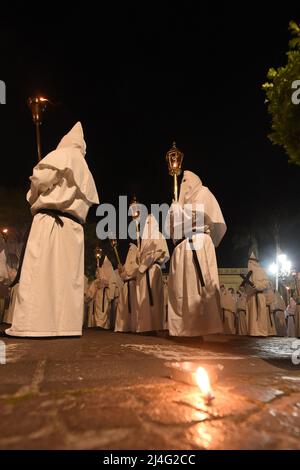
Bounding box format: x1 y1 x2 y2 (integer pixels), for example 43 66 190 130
115 243 139 332
271 291 286 337
86 257 115 329
167 170 226 337
246 255 269 337
6 122 99 337
135 214 170 332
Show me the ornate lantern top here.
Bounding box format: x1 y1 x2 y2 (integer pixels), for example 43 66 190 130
129 196 140 220
94 245 103 260
166 141 184 177
27 96 49 124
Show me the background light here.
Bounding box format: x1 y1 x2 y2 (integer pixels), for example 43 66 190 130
269 262 278 275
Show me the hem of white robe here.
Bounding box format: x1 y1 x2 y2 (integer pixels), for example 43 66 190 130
169 328 223 337
5 329 82 337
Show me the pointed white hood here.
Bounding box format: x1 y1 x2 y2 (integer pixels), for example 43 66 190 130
32 122 99 205
57 122 86 156
139 214 170 273
248 255 269 289
178 170 226 247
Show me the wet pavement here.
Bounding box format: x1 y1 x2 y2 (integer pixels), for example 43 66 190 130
0 324 300 450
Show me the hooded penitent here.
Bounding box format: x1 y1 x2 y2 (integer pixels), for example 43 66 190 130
28 122 99 222
6 122 99 337
246 252 271 337
167 170 226 337
135 214 170 332
86 256 114 330
114 243 140 333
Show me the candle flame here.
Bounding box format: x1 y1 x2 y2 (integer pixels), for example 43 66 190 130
195 367 211 397
2 229 8 234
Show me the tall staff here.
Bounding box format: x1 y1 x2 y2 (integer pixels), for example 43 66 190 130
129 196 141 252
110 237 122 270
27 96 50 162
165 142 184 202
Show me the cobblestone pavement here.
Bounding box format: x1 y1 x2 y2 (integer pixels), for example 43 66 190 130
0 325 300 450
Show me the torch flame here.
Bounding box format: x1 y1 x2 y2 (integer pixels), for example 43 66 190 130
195 367 211 397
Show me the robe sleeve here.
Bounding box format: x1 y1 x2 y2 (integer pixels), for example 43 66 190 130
27 167 60 205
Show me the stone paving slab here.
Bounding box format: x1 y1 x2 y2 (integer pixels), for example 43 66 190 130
0 326 300 449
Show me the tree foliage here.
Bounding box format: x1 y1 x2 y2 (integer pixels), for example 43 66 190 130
262 21 300 165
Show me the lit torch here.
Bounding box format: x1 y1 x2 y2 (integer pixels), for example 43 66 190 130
27 96 50 162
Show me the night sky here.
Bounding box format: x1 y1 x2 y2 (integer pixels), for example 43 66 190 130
1 4 300 269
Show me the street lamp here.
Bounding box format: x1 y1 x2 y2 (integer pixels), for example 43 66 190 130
268 253 293 290
166 142 184 202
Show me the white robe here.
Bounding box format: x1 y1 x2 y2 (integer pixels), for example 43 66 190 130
6 122 99 337
264 287 277 336
247 258 269 337
286 298 296 338
221 288 236 334
135 214 170 332
167 171 226 337
86 257 114 329
295 304 300 338
109 269 124 330
236 292 248 335
115 244 139 332
271 291 286 337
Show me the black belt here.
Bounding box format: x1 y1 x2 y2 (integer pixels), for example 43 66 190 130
267 305 274 327
124 279 132 314
10 208 82 288
102 286 108 312
273 309 284 314
36 209 82 226
222 308 236 322
145 262 161 307
237 309 246 314
255 291 264 320
146 269 154 306
176 238 205 288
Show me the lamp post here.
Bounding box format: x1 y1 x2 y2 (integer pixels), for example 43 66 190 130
27 96 50 162
166 142 184 202
269 253 293 292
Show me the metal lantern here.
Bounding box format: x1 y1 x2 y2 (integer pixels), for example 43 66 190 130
27 96 50 162
94 245 103 269
166 141 184 201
